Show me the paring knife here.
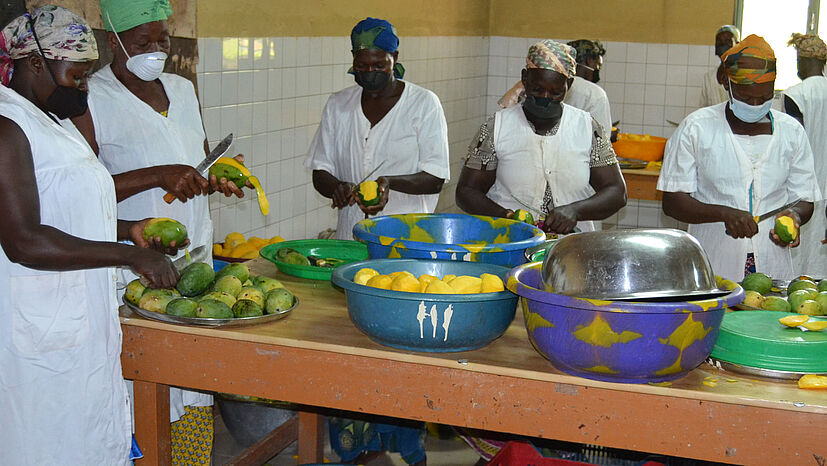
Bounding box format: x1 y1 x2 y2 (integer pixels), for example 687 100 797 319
163 133 234 204
753 199 801 223
347 160 387 217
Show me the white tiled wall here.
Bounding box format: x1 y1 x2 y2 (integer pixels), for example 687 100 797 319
197 36 489 242
199 35 712 242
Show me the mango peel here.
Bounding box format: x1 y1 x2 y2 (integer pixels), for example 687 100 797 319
210 158 270 215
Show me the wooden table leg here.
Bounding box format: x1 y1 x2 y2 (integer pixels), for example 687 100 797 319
133 381 170 466
297 411 324 464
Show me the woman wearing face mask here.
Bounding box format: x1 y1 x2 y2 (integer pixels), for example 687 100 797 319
69 1 247 462
0 6 179 465
658 35 821 281
306 17 450 241
456 40 627 236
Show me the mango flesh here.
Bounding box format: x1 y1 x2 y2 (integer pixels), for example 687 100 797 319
358 180 380 206
799 374 827 389
142 218 188 248
354 271 507 294
774 215 797 244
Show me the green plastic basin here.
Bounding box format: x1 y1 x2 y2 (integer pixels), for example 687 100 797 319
259 239 368 281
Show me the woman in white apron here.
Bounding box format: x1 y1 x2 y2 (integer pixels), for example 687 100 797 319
658 35 820 282
0 7 177 465
456 40 627 236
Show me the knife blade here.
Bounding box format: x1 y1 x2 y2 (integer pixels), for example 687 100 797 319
754 199 801 223
171 245 208 272
163 133 234 204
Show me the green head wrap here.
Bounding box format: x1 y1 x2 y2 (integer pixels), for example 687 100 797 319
100 0 172 33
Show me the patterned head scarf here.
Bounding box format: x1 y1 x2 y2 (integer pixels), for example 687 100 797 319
721 34 776 85
788 33 827 60
716 25 741 41
499 40 576 108
567 39 606 65
100 0 172 33
349 17 404 79
0 5 98 86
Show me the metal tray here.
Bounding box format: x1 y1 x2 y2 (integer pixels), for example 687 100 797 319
123 296 297 328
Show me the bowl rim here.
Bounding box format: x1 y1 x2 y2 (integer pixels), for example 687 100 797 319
332 258 517 302
507 262 744 313
352 213 545 253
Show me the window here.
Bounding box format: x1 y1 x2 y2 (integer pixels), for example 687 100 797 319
738 0 821 90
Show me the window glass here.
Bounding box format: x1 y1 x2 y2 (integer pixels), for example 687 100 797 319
741 0 810 90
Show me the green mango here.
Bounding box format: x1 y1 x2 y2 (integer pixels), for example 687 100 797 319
284 251 311 266
742 272 772 295
774 215 797 244
200 291 236 308
818 280 827 293
138 289 178 314
788 290 813 311
166 298 198 317
796 300 823 316
815 291 827 313
213 275 243 297
788 279 818 295
124 279 147 305
232 299 264 318
254 275 285 294
215 262 250 284
176 262 215 297
237 286 265 308
196 299 233 318
265 288 294 314
209 163 247 188
760 295 791 312
142 218 188 248
513 209 535 225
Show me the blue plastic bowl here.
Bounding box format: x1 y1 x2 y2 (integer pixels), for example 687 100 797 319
506 262 745 383
332 259 518 352
352 213 545 267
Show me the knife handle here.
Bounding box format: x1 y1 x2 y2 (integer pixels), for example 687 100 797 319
163 192 176 204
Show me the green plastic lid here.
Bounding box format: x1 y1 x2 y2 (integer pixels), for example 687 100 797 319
710 311 827 373
259 240 368 281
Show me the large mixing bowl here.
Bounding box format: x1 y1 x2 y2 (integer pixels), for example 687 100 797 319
332 259 518 352
508 262 744 383
542 228 724 301
352 213 545 267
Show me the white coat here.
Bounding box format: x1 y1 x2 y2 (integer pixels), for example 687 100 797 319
305 82 451 240
657 103 821 281
563 76 613 136
88 65 213 422
783 76 827 277
485 103 597 233
0 85 131 465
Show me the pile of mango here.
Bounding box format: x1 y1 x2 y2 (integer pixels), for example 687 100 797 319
741 272 827 315
353 268 505 294
125 262 295 319
214 232 284 260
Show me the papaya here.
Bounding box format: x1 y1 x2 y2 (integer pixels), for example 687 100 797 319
209 158 270 215
124 279 147 305
176 262 215 297
232 299 264 318
357 180 381 206
166 298 198 317
215 262 250 284
142 218 188 248
512 209 535 225
774 215 797 244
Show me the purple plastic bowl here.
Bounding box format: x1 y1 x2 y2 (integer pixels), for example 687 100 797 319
506 262 745 383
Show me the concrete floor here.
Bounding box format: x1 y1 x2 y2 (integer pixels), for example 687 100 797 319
212 411 482 466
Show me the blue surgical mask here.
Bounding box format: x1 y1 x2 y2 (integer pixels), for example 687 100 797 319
728 80 772 123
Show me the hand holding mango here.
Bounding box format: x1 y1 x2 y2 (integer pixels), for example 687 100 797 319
770 213 800 248
209 157 270 215
141 218 189 249
354 177 389 216
209 154 250 198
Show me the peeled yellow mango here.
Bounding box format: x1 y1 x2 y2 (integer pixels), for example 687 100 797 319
354 268 379 286
448 275 482 294
798 374 827 389
425 280 453 294
480 273 505 293
391 274 421 293
366 274 393 290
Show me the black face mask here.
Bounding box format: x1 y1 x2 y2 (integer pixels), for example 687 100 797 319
591 69 600 83
522 95 563 121
354 70 391 91
715 44 731 57
29 17 88 119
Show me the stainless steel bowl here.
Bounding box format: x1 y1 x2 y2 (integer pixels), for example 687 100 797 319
542 228 724 301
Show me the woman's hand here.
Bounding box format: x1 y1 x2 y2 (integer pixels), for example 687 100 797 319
542 205 578 234
128 218 190 255
356 177 390 216
209 154 247 198
158 164 209 202
721 206 759 239
769 210 801 248
130 249 179 289
332 181 356 208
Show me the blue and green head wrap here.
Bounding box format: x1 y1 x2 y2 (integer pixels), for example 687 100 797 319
100 0 172 33
349 17 404 79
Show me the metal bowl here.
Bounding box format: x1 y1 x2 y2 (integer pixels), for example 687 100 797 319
508 262 745 383
352 213 545 267
542 228 724 301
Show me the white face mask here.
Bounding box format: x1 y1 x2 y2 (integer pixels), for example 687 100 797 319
727 79 772 123
107 13 168 81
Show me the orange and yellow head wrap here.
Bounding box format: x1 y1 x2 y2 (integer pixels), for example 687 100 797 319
721 34 776 85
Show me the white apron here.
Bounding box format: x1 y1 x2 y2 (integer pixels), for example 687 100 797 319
487 103 596 232
0 86 131 465
784 77 827 277
88 65 213 421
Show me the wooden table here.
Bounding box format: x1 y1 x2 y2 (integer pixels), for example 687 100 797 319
122 259 827 466
622 167 662 201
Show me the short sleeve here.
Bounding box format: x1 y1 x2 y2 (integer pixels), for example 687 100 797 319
785 123 823 202
304 96 337 174
464 115 497 170
589 118 617 168
415 91 451 181
657 119 699 194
